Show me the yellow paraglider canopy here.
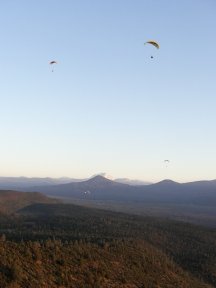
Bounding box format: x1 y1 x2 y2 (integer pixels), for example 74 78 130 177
144 41 160 49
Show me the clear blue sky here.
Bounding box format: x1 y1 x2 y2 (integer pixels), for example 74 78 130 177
0 0 215 182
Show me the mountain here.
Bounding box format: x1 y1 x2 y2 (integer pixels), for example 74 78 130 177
2 175 216 206
0 190 59 214
93 173 152 185
28 175 137 200
26 175 216 205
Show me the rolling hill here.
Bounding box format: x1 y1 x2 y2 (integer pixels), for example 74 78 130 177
0 190 59 213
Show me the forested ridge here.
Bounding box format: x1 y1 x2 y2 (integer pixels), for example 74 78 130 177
0 203 215 287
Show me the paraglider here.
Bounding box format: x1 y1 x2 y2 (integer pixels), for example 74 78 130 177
49 61 57 72
164 160 170 168
144 40 159 59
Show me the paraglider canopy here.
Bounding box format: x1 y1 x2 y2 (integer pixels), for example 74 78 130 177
49 61 57 65
49 61 57 72
144 41 160 49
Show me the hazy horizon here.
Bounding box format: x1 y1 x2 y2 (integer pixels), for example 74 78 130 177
0 173 215 185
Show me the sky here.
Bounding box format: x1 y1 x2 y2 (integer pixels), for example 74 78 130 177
0 0 215 182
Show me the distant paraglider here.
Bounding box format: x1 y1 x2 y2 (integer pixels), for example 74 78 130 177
49 61 57 72
144 40 159 59
164 160 170 168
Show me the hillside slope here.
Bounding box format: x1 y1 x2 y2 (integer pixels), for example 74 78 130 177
0 190 59 213
0 239 211 288
8 203 216 287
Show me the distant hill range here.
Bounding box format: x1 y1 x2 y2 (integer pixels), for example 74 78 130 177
20 175 216 206
0 175 150 190
0 190 59 214
0 176 78 190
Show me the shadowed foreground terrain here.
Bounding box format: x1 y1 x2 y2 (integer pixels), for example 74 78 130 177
0 203 215 287
0 239 210 288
